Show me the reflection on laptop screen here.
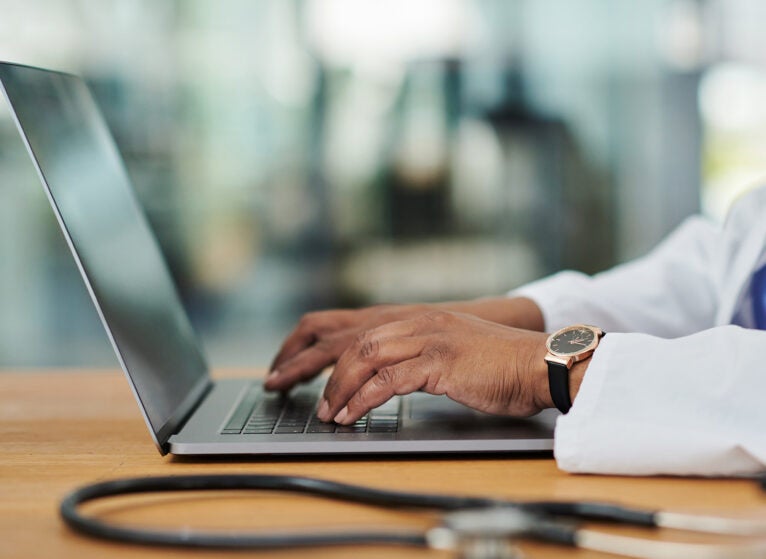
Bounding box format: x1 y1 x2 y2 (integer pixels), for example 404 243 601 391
0 63 209 444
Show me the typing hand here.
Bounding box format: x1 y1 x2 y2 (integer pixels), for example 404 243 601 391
265 304 432 392
265 298 546 395
308 311 552 425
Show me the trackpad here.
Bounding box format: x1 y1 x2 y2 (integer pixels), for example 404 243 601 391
407 393 484 421
404 392 558 437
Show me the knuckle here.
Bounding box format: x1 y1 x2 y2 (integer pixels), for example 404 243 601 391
352 331 379 360
375 366 399 386
359 338 380 360
353 330 371 346
423 310 451 324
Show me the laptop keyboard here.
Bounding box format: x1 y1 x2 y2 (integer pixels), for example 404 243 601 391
221 383 400 435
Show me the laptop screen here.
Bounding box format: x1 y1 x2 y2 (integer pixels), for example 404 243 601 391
0 63 210 449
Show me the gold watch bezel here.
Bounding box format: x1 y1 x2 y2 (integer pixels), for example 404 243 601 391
544 324 604 368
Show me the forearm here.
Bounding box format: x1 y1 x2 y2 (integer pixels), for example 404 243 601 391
433 296 545 332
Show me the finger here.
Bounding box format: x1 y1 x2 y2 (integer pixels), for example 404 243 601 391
333 355 438 425
319 321 426 421
264 331 350 391
270 310 354 371
318 338 425 421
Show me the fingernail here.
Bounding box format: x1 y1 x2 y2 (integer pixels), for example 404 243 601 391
317 398 329 420
264 370 279 385
334 406 349 425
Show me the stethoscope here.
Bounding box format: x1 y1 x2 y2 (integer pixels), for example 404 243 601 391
61 473 766 558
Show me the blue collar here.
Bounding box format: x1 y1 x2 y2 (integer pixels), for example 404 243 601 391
753 263 766 329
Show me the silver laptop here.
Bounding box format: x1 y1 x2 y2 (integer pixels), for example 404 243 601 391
0 61 556 456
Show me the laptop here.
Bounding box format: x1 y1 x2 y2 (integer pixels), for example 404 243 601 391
0 61 556 456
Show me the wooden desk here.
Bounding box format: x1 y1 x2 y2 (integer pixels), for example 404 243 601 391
1 370 764 559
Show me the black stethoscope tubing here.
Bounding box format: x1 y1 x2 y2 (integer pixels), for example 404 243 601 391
61 473 766 556
59 473 660 550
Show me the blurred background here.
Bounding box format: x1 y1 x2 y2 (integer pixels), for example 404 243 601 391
1 0 765 369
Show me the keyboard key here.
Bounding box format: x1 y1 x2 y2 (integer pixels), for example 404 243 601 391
336 425 368 433
223 387 260 432
221 384 403 437
369 422 398 433
246 424 276 432
243 427 274 434
274 425 306 434
367 397 400 433
247 418 276 425
306 423 337 433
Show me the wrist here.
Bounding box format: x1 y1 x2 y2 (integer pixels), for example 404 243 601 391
567 359 589 404
543 325 603 413
530 334 555 411
545 324 605 413
533 355 591 411
441 297 545 331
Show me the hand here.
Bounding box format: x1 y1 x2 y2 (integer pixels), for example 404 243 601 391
265 297 545 393
266 304 432 391
313 310 553 425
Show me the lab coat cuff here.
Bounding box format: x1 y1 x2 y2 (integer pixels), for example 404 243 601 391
552 328 766 476
509 270 593 332
552 332 613 472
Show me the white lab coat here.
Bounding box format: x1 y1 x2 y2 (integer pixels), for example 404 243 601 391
513 185 766 476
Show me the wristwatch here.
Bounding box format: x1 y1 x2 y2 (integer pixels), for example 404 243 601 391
545 324 605 414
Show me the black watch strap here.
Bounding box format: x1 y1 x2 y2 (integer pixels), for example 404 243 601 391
547 361 572 414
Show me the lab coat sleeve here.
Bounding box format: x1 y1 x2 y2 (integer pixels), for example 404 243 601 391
554 327 766 476
511 216 721 337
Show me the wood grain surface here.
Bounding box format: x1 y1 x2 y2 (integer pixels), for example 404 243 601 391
1 369 764 559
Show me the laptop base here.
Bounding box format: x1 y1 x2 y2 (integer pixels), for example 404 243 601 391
168 379 557 456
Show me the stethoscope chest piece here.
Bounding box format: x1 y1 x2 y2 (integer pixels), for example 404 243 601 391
429 507 540 559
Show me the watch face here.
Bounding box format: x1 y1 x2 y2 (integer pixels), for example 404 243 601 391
547 325 597 356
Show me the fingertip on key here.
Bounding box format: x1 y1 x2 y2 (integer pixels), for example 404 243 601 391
264 370 279 388
317 398 330 421
333 406 350 425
